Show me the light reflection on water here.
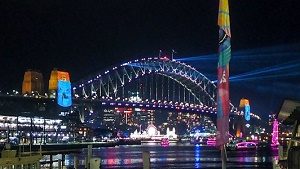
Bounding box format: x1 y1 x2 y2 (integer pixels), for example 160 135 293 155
58 144 277 168
195 145 201 168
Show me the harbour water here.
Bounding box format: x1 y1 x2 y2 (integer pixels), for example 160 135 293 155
40 143 278 169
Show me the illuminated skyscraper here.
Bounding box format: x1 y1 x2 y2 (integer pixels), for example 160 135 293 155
102 109 117 130
167 112 177 127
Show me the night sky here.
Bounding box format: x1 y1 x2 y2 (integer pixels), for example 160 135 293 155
1 0 299 120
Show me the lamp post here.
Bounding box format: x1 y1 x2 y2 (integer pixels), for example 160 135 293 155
171 49 176 61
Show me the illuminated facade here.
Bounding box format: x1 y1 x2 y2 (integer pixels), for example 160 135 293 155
114 107 133 125
22 70 44 95
240 98 251 121
0 115 67 144
134 108 155 130
102 109 116 130
57 80 72 107
108 107 155 131
48 69 72 107
48 69 70 97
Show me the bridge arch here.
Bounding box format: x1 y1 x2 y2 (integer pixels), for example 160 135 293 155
73 57 233 108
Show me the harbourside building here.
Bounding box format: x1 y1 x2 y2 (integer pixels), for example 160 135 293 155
130 124 177 140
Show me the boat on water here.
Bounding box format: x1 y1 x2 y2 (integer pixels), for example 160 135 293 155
0 143 42 168
141 138 177 144
160 138 170 146
206 138 216 146
227 139 263 151
235 141 257 150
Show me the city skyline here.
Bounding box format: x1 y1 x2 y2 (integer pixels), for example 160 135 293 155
1 0 299 120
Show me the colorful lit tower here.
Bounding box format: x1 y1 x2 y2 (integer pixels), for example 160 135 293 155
239 98 251 121
216 0 231 147
48 69 72 107
217 0 231 168
237 98 251 137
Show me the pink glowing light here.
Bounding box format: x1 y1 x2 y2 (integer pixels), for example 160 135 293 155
271 119 279 146
206 138 216 146
160 138 170 147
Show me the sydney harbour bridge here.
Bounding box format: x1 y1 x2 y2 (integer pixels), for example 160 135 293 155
0 56 262 139
74 56 220 114
73 56 260 118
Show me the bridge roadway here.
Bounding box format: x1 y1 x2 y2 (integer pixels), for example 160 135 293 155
0 94 263 128
0 94 220 118
0 94 263 136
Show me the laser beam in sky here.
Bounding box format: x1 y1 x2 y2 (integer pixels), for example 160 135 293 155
176 44 300 62
230 60 300 80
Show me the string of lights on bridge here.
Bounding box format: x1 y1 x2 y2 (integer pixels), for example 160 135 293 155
72 57 261 120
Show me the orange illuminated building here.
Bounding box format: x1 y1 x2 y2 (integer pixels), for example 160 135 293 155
22 70 44 94
239 98 249 108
